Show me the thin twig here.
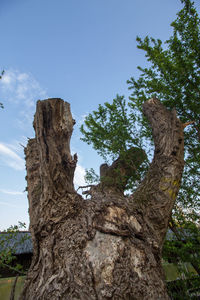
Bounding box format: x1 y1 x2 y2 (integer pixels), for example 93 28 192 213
76 184 94 191
182 120 195 129
10 275 19 300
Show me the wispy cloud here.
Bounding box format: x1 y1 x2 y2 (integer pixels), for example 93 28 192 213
0 143 24 170
1 70 47 106
5 136 27 153
0 189 24 195
0 201 19 208
0 69 48 130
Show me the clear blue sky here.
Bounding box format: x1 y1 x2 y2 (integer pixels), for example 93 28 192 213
0 0 199 230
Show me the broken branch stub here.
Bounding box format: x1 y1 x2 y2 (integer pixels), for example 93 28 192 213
33 98 77 195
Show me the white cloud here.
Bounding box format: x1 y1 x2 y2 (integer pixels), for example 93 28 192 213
0 201 19 208
5 137 27 153
1 73 13 85
74 164 86 187
0 189 24 195
0 143 22 160
0 143 24 170
17 73 29 81
0 69 48 130
1 69 47 105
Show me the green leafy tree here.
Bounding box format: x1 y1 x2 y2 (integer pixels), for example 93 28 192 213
127 0 200 213
81 95 149 192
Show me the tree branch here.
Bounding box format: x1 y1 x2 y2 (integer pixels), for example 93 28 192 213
130 98 185 246
33 99 77 195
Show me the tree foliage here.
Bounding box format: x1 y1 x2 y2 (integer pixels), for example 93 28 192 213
80 95 143 162
127 0 200 212
80 95 149 191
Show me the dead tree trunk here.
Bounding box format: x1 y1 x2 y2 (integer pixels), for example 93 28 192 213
20 98 185 300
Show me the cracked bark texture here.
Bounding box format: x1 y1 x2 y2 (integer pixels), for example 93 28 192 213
20 98 185 300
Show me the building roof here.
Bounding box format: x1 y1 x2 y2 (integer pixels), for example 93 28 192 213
0 231 32 255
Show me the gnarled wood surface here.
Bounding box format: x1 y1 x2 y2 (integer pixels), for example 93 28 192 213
20 98 184 300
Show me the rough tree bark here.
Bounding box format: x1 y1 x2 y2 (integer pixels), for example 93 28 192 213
20 98 185 300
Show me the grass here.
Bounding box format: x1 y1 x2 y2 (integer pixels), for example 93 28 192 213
163 262 197 282
0 276 25 300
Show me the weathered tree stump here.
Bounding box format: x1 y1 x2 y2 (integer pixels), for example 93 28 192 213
20 98 184 300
